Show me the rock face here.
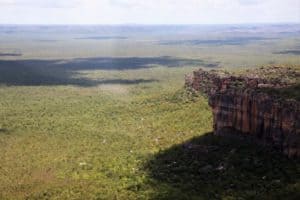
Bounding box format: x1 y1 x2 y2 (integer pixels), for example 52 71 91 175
185 67 300 158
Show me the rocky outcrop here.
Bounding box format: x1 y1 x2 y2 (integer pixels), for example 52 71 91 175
186 67 300 158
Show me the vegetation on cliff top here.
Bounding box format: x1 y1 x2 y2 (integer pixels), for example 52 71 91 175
201 65 300 101
244 65 300 101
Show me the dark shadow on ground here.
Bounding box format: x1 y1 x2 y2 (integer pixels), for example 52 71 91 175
0 128 9 135
45 56 216 70
0 128 7 132
145 133 300 200
74 36 128 40
34 39 59 42
0 56 218 86
159 37 269 46
273 50 300 55
0 53 22 57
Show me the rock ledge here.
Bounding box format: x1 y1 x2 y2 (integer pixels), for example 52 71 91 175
185 66 300 158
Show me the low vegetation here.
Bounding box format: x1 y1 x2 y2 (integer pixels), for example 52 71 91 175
0 65 299 199
0 24 299 199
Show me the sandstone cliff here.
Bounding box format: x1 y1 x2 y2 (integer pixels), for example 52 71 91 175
186 66 300 158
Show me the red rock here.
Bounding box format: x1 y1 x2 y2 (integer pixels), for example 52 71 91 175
186 68 300 158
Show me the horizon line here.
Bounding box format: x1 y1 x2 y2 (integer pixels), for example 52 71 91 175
0 22 299 26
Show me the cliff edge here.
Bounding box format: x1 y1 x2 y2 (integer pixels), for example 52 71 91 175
185 66 300 158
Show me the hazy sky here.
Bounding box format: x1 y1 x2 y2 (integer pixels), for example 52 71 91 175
0 0 299 24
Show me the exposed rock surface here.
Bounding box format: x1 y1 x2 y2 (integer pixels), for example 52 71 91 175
186 66 300 158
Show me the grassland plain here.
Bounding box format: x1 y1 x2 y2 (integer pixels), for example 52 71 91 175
1 65 299 200
0 25 300 199
0 66 214 199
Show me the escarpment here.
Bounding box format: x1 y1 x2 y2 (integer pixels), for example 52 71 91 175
185 66 300 158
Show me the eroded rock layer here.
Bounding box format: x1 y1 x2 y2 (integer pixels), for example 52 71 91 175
186 67 300 158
